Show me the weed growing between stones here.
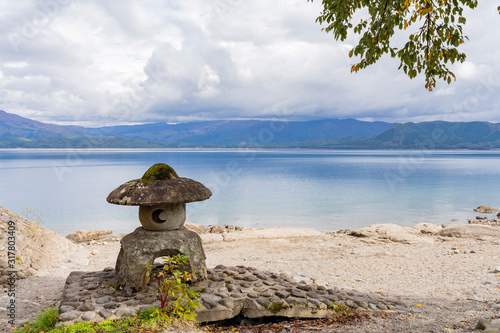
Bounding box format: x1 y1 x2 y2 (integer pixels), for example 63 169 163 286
330 303 348 312
14 306 58 333
267 302 289 314
141 254 201 321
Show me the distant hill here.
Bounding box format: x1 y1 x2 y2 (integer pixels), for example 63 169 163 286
273 122 500 149
94 118 394 145
370 121 500 148
0 110 394 148
0 110 90 139
1 110 500 149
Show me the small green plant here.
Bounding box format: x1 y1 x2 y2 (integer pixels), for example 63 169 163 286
141 254 201 321
266 301 289 314
331 303 348 312
14 306 58 333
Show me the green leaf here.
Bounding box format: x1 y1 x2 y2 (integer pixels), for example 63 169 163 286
310 0 481 90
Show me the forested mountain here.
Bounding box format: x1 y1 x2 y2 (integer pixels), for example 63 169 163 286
1 110 499 149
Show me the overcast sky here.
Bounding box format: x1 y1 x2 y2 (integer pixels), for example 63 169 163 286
1 0 499 126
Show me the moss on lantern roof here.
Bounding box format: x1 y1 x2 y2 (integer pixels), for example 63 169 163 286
141 163 179 182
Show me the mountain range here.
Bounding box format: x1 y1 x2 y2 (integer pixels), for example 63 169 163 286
1 110 500 149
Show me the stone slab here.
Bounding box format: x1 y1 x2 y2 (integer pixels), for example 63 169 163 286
58 265 408 326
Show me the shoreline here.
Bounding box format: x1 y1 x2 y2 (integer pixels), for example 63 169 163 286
2 212 500 332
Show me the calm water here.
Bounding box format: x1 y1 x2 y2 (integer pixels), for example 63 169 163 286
1 149 499 236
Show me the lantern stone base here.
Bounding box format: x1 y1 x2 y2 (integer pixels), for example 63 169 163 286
115 227 207 290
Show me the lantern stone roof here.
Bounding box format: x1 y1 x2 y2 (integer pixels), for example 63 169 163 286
106 163 212 206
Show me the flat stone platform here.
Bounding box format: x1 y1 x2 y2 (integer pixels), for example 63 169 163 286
57 265 409 326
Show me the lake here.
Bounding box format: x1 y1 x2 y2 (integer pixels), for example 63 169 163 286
1 149 499 236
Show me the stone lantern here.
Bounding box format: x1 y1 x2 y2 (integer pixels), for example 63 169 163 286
106 163 211 290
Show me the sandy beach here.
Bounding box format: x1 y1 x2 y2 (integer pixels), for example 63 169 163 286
2 218 499 332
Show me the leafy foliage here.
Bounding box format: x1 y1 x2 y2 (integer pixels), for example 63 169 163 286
309 0 493 90
141 254 201 321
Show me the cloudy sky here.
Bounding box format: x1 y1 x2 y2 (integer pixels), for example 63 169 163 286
1 0 499 127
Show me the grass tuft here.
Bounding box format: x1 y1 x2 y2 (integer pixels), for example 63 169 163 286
14 306 58 333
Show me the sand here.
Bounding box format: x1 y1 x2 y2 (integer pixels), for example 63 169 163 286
6 224 500 332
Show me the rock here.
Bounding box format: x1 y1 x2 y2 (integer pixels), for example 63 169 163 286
81 311 97 321
493 267 500 273
291 289 307 298
116 308 135 318
59 311 80 321
185 222 209 234
244 275 258 282
377 304 388 311
99 308 113 319
0 207 88 280
309 299 322 306
210 225 225 234
123 287 133 297
235 226 246 231
437 224 500 240
275 290 290 299
476 216 488 220
91 250 99 255
322 299 333 306
79 300 95 311
256 298 272 308
95 296 112 304
218 297 234 308
485 322 500 333
103 302 120 309
350 224 433 244
411 223 443 234
61 302 81 308
59 305 76 313
140 297 156 305
473 206 499 214
202 295 219 309
66 230 113 242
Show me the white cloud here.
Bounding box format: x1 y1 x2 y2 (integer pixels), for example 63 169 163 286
0 0 499 125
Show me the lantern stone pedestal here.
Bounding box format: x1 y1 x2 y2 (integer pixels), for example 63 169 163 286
115 227 207 290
